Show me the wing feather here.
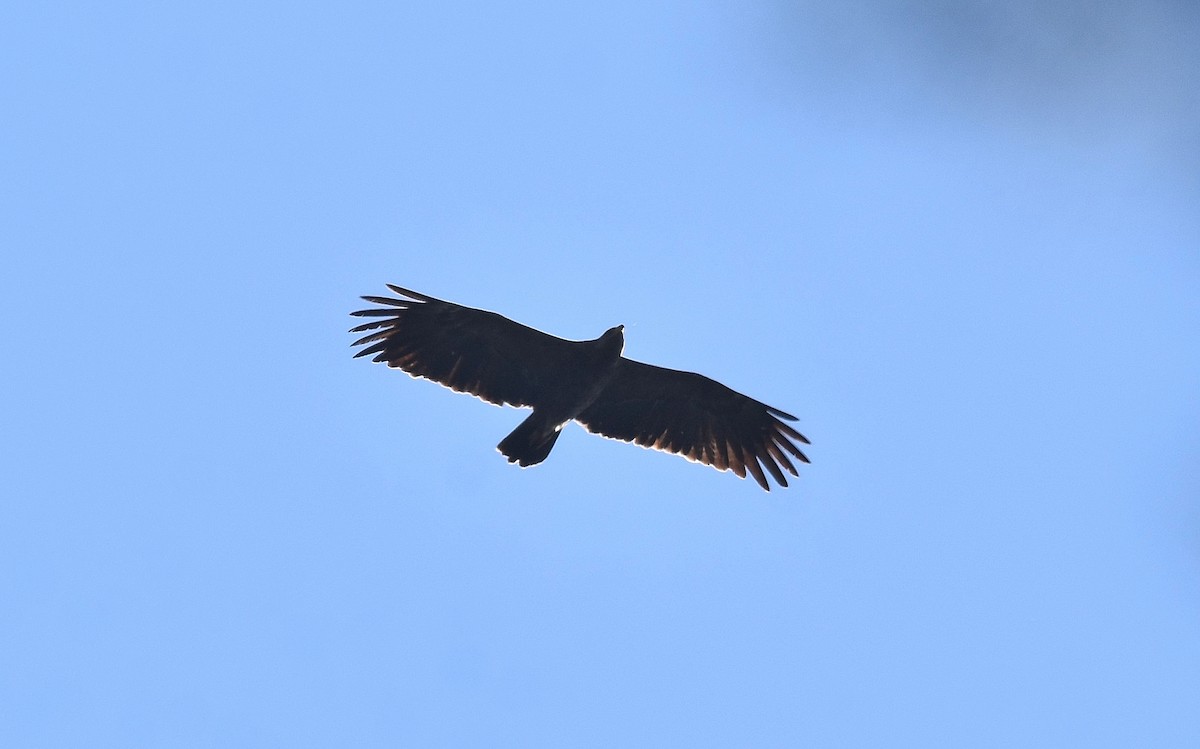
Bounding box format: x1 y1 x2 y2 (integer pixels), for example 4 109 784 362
743 449 770 492
576 359 809 491
767 440 797 477
349 285 585 408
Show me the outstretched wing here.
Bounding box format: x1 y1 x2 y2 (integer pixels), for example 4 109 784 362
576 359 810 490
349 285 584 408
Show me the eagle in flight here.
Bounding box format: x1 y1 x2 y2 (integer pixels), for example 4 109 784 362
349 285 809 490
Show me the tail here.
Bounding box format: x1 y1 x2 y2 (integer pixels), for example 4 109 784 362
498 412 563 467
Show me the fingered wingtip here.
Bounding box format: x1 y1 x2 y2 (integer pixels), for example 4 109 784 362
768 406 799 421
385 284 438 302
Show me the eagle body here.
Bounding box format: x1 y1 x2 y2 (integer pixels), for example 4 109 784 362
496 325 624 467
350 285 809 490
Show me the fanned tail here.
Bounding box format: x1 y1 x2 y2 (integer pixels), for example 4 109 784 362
498 412 562 467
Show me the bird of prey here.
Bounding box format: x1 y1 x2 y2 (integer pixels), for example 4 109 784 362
349 285 809 490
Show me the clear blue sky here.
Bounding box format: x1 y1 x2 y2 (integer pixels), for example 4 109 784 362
4 1 1198 746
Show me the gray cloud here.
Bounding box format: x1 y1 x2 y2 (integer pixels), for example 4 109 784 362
762 0 1199 163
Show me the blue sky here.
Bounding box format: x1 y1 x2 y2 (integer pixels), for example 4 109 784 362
3 1 1198 746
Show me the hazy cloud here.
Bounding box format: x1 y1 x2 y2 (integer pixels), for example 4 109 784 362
760 0 1199 170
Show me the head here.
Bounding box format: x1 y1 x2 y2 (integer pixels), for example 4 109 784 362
599 324 625 356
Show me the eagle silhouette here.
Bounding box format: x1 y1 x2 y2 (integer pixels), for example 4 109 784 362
350 285 809 490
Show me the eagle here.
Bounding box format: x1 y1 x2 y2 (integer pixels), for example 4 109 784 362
349 285 809 490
